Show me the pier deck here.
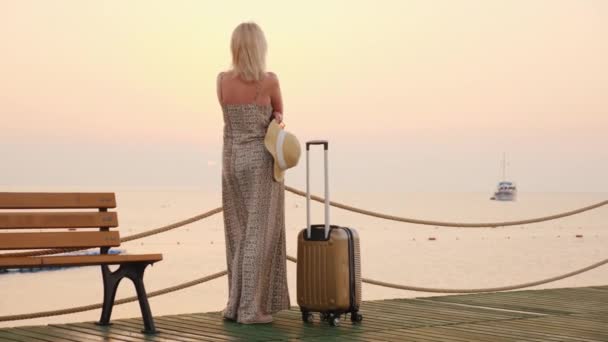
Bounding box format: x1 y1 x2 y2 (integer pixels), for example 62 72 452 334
1 285 607 341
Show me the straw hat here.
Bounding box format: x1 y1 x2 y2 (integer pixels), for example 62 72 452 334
264 119 301 182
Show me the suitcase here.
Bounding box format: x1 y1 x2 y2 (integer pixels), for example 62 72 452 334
297 140 362 327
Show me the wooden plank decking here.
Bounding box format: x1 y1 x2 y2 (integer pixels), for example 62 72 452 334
1 285 607 341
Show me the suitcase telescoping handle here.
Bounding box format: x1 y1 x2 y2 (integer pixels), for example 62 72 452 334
306 140 330 239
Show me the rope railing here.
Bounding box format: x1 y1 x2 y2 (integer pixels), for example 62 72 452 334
2 256 606 322
0 188 606 322
0 270 227 322
2 188 606 258
285 186 608 227
286 255 608 293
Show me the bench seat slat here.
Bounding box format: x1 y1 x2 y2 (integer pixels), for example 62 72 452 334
0 254 163 268
0 192 116 209
0 212 118 229
0 231 120 250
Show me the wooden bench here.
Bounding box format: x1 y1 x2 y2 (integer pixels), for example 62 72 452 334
0 192 162 334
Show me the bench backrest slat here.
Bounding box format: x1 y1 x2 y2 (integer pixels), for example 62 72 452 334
0 192 121 253
0 212 118 229
0 231 121 250
0 257 43 267
0 193 116 209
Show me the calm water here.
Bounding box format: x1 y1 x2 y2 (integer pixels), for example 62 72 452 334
1 190 607 328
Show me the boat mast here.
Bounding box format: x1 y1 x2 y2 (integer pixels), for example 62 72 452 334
502 152 506 181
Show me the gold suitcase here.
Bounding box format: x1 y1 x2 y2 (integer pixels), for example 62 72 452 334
297 140 362 327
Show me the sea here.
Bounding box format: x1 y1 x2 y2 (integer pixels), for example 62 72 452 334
1 190 607 328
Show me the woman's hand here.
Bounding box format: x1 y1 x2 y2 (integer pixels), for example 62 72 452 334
273 111 284 126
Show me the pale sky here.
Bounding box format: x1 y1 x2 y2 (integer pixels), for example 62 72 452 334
1 0 607 192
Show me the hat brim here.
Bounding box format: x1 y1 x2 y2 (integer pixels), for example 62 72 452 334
265 120 284 183
273 160 284 182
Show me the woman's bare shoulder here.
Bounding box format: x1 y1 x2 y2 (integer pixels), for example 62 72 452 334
218 70 236 79
265 72 279 86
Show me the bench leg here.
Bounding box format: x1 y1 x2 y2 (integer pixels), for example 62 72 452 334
126 263 157 335
96 264 123 327
96 263 158 335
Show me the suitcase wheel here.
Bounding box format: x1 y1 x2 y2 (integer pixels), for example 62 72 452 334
301 311 314 323
351 312 363 323
328 313 340 327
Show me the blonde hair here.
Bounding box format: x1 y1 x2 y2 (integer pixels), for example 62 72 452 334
230 22 267 82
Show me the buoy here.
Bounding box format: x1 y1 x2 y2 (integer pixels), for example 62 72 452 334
576 234 583 238
428 237 436 241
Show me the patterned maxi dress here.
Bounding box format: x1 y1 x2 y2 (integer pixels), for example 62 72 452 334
221 103 291 323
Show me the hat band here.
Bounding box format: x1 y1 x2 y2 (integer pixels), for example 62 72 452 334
276 129 287 170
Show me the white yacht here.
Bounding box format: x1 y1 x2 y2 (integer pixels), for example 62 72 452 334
490 154 517 201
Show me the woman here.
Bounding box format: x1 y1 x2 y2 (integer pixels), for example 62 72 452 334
216 22 290 324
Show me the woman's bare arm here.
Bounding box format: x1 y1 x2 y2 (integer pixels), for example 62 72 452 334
216 72 224 105
268 72 283 123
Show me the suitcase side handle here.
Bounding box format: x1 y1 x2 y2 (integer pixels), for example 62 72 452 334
306 140 330 239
